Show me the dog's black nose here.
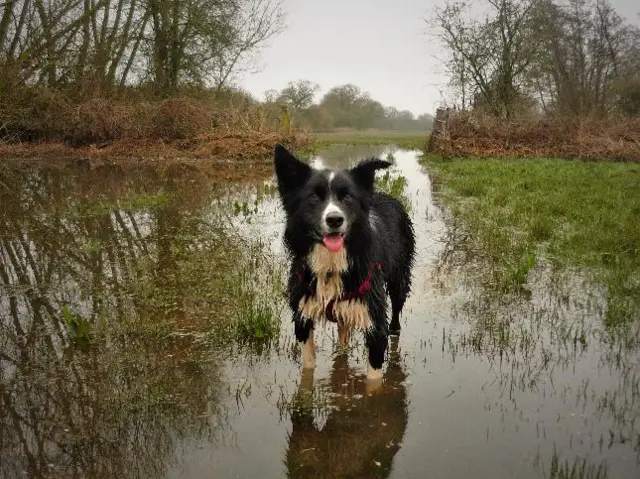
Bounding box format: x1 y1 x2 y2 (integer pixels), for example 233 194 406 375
326 213 344 229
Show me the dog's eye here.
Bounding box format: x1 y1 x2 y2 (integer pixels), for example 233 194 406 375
337 189 352 201
310 187 326 202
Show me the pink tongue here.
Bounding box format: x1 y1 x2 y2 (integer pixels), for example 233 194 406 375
323 234 344 253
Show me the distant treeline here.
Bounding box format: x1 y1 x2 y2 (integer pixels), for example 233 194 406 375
264 81 433 132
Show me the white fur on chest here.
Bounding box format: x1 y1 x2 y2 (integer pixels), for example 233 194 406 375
298 244 372 331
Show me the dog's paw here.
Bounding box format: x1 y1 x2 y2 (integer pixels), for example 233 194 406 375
367 363 383 381
300 335 315 369
365 367 384 395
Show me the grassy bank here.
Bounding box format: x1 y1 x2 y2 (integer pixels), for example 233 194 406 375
421 154 640 325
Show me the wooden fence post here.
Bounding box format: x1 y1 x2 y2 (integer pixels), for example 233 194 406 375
281 106 291 136
426 107 450 153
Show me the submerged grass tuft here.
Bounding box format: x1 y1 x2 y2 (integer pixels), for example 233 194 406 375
422 154 640 324
81 193 172 217
234 297 281 345
230 243 284 349
548 452 608 479
62 304 92 348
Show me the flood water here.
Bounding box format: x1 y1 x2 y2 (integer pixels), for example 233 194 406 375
1 147 639 478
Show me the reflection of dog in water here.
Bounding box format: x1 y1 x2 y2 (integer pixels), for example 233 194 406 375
285 337 408 478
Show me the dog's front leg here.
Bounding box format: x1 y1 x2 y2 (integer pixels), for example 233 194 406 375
337 320 351 351
294 315 315 369
288 262 316 369
365 300 389 381
365 329 387 380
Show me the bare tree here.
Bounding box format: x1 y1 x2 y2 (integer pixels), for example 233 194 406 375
532 0 640 116
429 0 640 118
0 0 285 95
429 0 542 118
207 0 285 91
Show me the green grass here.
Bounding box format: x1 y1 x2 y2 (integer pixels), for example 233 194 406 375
312 129 429 150
421 154 640 325
547 452 608 479
234 296 281 346
80 193 172 217
229 241 285 349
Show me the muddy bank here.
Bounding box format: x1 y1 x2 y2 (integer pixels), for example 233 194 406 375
0 139 305 186
0 132 310 165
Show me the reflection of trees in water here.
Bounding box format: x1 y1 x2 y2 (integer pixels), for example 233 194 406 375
433 223 627 358
313 145 392 170
433 225 640 469
285 338 408 478
0 164 238 478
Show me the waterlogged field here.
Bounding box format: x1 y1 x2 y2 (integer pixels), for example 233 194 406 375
314 130 428 150
0 147 638 478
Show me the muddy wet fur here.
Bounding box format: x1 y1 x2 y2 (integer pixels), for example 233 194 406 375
273 144 415 377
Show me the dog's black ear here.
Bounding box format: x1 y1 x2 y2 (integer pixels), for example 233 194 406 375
349 158 392 192
274 144 311 194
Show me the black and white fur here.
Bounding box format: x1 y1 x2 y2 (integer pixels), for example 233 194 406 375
274 144 415 379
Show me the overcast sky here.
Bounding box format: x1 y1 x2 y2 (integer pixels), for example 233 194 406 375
240 0 639 117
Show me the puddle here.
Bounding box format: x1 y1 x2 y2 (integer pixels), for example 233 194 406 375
1 149 639 478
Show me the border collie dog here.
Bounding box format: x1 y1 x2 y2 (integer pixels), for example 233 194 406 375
274 145 415 380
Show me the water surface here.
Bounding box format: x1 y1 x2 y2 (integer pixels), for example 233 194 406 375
1 149 638 478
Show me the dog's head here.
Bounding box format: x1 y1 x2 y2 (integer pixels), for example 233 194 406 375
274 144 391 254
